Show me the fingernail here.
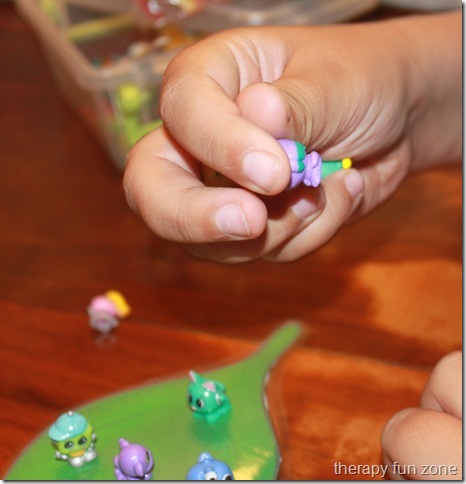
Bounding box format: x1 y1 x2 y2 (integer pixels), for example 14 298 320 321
344 170 364 199
292 196 321 220
381 408 413 438
215 202 250 238
242 151 279 192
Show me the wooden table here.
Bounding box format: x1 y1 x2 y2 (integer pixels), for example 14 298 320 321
0 2 461 480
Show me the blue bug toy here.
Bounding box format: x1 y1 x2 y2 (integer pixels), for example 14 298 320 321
186 452 234 480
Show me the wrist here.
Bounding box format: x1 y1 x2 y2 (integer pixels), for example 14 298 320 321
398 11 462 170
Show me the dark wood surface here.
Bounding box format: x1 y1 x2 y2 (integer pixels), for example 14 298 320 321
0 2 462 480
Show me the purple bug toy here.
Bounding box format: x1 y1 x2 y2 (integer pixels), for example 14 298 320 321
114 438 154 480
278 139 322 189
202 138 350 190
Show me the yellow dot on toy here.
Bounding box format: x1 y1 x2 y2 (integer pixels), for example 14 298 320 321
342 157 352 169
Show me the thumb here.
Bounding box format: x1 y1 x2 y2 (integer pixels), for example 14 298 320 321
236 80 351 157
237 80 411 225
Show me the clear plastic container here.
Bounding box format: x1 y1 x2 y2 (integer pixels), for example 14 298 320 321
63 0 132 14
179 0 379 32
379 0 460 11
16 0 379 169
16 0 193 169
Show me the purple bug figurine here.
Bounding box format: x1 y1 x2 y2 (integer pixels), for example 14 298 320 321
114 438 154 480
202 138 350 190
278 139 322 189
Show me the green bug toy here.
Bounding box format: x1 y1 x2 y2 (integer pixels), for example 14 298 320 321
187 371 231 424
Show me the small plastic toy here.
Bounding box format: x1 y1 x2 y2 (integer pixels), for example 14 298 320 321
87 290 131 333
48 411 97 468
202 138 351 190
278 138 322 189
187 371 231 423
114 438 154 480
135 0 206 25
186 452 234 480
115 85 164 147
278 139 352 189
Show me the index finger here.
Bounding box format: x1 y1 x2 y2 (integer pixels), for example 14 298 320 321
421 351 462 419
159 29 291 194
124 127 269 243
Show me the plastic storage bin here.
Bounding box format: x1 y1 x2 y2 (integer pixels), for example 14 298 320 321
17 0 379 170
179 0 379 32
379 0 460 10
16 0 194 169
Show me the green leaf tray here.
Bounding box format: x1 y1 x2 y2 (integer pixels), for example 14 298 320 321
6 322 302 480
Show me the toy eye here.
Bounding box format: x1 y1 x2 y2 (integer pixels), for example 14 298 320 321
204 471 218 480
187 393 193 404
78 437 87 445
64 441 74 449
146 451 151 462
196 398 204 408
222 476 232 480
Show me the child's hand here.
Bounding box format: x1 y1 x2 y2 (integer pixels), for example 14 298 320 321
381 351 462 480
124 12 461 263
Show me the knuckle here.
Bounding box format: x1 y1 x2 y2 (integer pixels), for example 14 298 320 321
280 80 320 144
122 151 139 211
171 202 200 244
430 351 462 386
